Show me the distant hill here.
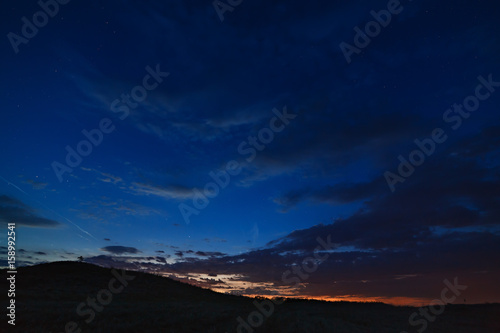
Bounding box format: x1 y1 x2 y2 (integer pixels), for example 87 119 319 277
1 261 499 332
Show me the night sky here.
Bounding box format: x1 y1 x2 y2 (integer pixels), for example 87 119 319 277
1 0 500 305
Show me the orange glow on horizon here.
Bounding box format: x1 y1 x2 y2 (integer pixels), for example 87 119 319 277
237 294 433 306
162 272 433 307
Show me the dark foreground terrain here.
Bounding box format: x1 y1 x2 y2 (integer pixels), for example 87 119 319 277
1 262 499 333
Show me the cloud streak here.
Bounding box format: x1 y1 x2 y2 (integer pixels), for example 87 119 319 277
100 246 142 255
0 195 61 228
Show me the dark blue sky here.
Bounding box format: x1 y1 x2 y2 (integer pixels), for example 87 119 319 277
1 0 499 304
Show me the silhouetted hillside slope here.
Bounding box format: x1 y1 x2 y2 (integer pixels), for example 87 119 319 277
1 262 499 332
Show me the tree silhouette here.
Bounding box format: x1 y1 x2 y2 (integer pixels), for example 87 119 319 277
77 256 84 262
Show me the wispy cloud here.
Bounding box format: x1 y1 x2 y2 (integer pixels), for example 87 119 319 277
0 195 61 228
23 179 48 190
131 182 196 200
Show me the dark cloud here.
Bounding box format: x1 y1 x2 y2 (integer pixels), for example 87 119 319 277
274 128 500 241
156 256 167 263
275 179 383 212
100 246 141 255
0 195 61 228
195 251 226 257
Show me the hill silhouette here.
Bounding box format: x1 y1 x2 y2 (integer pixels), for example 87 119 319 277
1 261 499 332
